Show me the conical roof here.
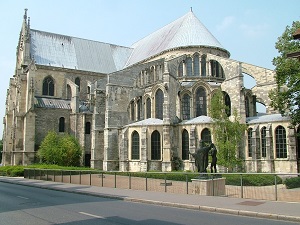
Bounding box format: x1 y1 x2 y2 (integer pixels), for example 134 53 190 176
125 11 228 67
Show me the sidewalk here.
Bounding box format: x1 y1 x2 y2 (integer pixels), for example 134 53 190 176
0 176 299 223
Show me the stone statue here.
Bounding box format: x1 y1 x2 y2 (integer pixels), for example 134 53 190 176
189 140 217 174
210 143 218 173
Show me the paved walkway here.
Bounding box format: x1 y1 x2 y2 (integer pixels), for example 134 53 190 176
0 176 300 223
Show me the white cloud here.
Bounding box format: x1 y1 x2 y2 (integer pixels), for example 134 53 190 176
216 16 235 31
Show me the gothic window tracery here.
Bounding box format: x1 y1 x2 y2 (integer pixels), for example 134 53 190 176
193 54 200 76
275 125 287 158
195 87 207 116
42 76 54 96
261 126 267 157
182 129 189 160
131 131 140 160
186 57 192 76
182 94 191 120
248 128 253 157
151 130 161 160
155 89 164 120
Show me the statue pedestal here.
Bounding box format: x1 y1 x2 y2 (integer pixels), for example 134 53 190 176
191 178 226 196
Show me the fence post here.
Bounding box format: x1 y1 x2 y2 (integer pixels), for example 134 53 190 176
274 175 278 201
34 169 36 179
46 170 48 181
212 175 214 196
28 169 30 179
90 171 92 186
101 172 104 187
240 174 243 198
69 171 72 183
186 174 189 194
164 173 167 192
129 173 131 189
146 173 148 191
79 171 81 184
114 172 117 188
54 170 56 182
61 170 63 182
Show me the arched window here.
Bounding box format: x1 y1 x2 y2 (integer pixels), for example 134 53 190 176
261 127 266 158
178 61 183 77
193 54 200 76
201 128 211 146
245 96 250 117
85 122 91 134
75 77 80 91
201 55 206 76
275 126 287 158
130 101 135 121
223 92 231 117
131 131 140 160
195 87 207 116
66 84 71 100
210 60 224 78
146 98 151 119
59 117 65 132
248 128 253 157
151 130 161 160
182 129 189 160
137 98 142 121
182 94 191 120
42 76 54 96
155 89 164 119
186 57 192 76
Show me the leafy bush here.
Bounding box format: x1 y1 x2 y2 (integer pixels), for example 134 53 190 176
37 131 82 166
284 176 300 189
0 166 24 177
224 174 282 186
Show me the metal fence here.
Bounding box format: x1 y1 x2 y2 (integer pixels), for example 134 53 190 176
24 169 300 202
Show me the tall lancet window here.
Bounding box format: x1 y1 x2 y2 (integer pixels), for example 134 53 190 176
155 89 164 120
43 76 54 96
182 94 191 120
195 87 207 116
193 54 200 76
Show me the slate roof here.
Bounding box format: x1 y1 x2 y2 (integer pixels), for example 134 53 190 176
34 97 71 109
180 116 212 124
29 11 226 73
127 118 163 127
30 29 133 74
246 114 290 124
125 11 227 67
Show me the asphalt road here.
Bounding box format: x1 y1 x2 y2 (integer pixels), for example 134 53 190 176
0 182 298 225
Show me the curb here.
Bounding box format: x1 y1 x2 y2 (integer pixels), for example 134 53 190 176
1 178 300 223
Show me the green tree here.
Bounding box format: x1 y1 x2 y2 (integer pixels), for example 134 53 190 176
269 21 300 126
37 131 82 166
210 89 247 172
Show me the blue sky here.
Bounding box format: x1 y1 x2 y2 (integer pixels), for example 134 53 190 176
0 0 299 137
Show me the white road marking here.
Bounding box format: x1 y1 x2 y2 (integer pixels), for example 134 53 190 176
78 211 105 219
17 196 29 200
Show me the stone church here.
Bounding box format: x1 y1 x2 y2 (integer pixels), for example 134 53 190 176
2 9 299 173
